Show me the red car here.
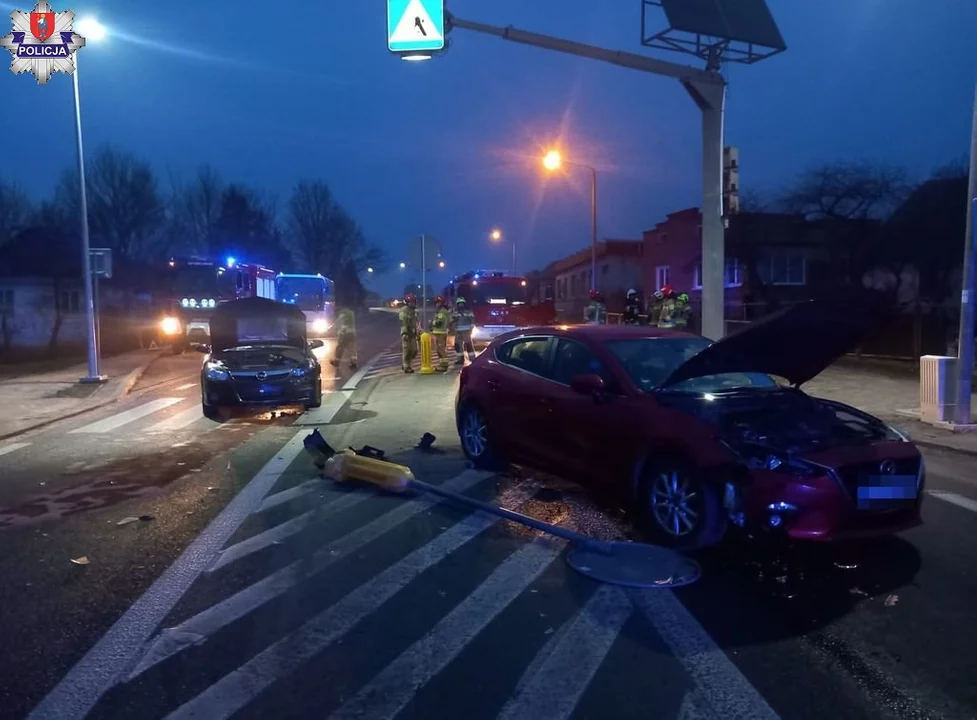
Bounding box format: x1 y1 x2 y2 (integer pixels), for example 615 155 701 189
455 299 924 549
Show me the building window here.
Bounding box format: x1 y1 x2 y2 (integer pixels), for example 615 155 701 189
756 250 806 286
655 265 670 290
693 258 742 289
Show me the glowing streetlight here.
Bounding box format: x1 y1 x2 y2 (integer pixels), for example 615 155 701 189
401 53 432 62
438 260 445 268
73 17 109 383
542 149 562 172
490 229 502 241
367 267 374 273
540 148 598 292
399 261 407 269
490 228 515 273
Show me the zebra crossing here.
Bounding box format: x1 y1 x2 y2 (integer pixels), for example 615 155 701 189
41 448 778 720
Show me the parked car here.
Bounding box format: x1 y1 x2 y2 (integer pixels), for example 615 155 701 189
455 297 924 549
195 296 324 420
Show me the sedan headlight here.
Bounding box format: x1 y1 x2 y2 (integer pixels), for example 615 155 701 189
160 316 181 335
312 319 328 333
291 361 316 378
204 363 229 381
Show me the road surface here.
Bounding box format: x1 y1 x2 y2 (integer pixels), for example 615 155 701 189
1 321 976 719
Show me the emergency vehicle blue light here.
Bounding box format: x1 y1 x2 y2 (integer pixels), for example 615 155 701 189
226 257 236 268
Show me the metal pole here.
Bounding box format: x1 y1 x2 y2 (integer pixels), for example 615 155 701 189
72 57 101 382
953 82 977 425
421 234 428 328
590 166 597 291
512 238 516 274
93 275 101 355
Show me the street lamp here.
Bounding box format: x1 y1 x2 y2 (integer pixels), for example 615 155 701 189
73 17 108 384
399 261 407 269
367 267 374 273
542 148 598 292
490 228 516 273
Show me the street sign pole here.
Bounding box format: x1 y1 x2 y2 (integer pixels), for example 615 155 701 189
953 82 977 426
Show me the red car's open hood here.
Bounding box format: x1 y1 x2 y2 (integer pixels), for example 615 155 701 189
660 290 893 388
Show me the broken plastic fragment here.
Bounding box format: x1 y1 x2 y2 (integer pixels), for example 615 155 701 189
70 556 90 565
116 517 139 526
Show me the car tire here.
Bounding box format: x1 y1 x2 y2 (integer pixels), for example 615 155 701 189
638 457 726 550
202 403 222 421
307 380 323 409
457 401 505 471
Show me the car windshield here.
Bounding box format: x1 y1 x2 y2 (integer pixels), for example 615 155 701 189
276 276 328 311
605 337 780 393
470 282 527 306
172 265 232 297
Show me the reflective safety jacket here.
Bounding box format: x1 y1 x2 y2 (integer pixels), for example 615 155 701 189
431 308 451 335
398 305 419 337
658 299 678 328
452 308 475 332
336 307 356 333
583 302 607 324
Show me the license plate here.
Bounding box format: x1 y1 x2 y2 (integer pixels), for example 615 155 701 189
258 384 283 395
857 474 917 508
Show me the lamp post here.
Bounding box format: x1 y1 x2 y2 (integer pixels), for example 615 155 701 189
490 228 515 273
72 17 107 383
542 150 597 291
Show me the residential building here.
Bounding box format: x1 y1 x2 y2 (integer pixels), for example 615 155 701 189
551 240 644 320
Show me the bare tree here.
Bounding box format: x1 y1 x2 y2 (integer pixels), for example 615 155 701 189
0 180 32 247
780 161 912 221
55 146 166 260
738 188 772 213
932 156 968 180
168 165 224 256
215 183 288 267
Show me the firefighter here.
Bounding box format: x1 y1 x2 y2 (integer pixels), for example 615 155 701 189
330 305 358 369
623 288 642 325
431 296 451 371
398 293 420 373
647 290 665 326
451 296 476 365
672 292 693 331
657 285 678 329
583 289 607 324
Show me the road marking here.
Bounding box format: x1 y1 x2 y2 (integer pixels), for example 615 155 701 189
330 538 563 720
145 404 203 432
129 470 495 679
497 585 633 720
0 442 30 457
342 345 396 391
176 382 197 391
630 590 781 720
208 489 374 574
255 479 321 513
28 430 311 720
164 483 539 720
68 398 183 434
929 490 977 513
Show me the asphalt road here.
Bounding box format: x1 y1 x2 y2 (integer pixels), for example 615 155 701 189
2 328 977 719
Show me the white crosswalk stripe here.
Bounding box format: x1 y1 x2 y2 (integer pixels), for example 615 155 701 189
145 404 207 432
69 398 184 434
0 442 30 457
928 490 977 513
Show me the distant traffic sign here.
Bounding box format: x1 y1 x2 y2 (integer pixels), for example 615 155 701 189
387 0 445 54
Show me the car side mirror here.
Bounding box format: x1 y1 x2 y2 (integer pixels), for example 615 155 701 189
191 343 210 353
308 339 325 350
570 373 605 397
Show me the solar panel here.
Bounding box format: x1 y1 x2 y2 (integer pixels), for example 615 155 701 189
660 0 786 51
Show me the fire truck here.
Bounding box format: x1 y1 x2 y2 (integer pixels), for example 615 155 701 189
442 270 556 347
159 256 276 353
274 273 335 336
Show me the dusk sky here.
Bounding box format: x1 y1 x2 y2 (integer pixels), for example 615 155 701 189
1 0 974 296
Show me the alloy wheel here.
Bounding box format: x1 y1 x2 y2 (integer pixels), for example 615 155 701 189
650 470 700 537
461 407 488 458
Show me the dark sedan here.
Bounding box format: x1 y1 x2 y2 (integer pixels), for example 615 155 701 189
455 297 924 549
195 297 324 419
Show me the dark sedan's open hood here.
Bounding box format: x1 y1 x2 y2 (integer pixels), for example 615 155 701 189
660 290 893 388
208 296 308 353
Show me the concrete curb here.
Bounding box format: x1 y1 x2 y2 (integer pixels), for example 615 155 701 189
913 439 977 459
0 351 161 443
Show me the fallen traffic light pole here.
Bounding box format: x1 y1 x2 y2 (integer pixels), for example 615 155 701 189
303 430 701 588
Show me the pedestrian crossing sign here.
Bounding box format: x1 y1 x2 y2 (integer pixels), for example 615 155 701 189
387 0 445 54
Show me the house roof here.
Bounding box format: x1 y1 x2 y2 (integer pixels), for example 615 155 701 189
548 240 642 275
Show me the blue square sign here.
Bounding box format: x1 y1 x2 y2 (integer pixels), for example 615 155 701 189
387 0 445 53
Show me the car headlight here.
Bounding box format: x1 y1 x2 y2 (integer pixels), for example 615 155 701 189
312 319 328 333
160 316 181 335
181 298 190 308
204 363 229 381
292 361 316 378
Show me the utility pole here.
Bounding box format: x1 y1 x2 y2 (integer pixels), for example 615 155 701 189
953 82 977 426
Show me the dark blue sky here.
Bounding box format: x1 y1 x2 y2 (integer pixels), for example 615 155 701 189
1 0 974 296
